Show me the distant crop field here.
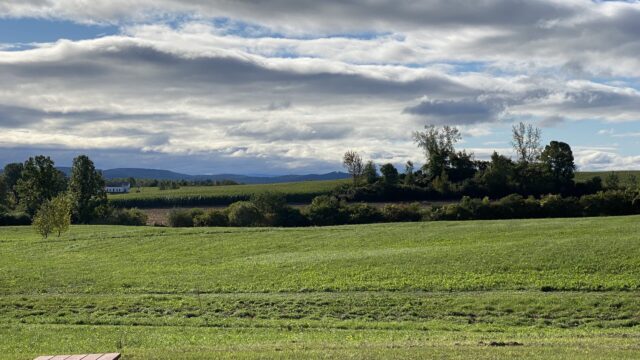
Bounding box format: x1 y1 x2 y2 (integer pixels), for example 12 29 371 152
108 179 347 208
576 170 640 186
2 216 640 358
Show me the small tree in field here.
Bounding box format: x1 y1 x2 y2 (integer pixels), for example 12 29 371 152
343 150 364 186
33 194 72 239
32 202 54 239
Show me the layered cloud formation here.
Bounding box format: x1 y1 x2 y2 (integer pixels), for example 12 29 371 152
0 0 639 172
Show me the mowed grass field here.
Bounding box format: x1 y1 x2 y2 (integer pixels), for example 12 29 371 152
2 216 640 358
108 179 348 208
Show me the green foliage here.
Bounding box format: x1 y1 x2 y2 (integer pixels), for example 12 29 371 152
227 201 263 227
413 125 462 181
305 195 348 225
403 161 415 185
343 150 364 186
32 194 72 238
541 141 576 188
605 172 621 190
0 175 7 209
194 209 229 227
2 162 23 206
167 208 200 227
431 190 639 221
108 208 148 226
362 161 378 184
381 203 423 222
380 163 399 185
475 152 516 196
69 155 107 223
250 191 307 227
250 191 287 215
16 156 67 216
511 122 542 163
347 203 383 224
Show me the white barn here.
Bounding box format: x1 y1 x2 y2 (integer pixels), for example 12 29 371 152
105 182 131 194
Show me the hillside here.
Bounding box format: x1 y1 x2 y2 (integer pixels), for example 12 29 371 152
575 170 640 187
108 179 347 208
56 167 350 184
2 216 640 358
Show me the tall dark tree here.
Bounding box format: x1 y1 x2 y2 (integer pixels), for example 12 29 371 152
447 150 477 183
362 161 378 184
380 163 399 185
477 152 517 197
16 156 67 216
3 162 24 206
540 141 575 189
0 175 7 210
69 155 107 223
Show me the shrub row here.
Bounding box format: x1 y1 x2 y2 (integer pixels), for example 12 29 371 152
165 190 640 228
429 191 640 221
166 194 424 228
109 192 327 209
96 208 148 226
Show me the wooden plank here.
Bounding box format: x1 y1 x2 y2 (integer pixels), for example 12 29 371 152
78 355 103 360
65 356 88 360
50 356 71 360
97 354 121 360
34 357 54 360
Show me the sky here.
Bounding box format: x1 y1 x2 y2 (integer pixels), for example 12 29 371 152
0 0 639 175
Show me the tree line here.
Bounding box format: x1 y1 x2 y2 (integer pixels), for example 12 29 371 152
339 122 627 201
0 155 147 236
109 178 240 190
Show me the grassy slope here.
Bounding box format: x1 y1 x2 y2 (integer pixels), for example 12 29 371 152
2 217 640 358
575 171 640 186
109 179 346 200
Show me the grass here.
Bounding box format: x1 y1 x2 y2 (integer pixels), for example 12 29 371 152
108 179 347 208
1 216 640 358
575 171 640 187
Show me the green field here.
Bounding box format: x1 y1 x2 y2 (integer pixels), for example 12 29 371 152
108 179 347 208
2 216 640 358
575 171 640 187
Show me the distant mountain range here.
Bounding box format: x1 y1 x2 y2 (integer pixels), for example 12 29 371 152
56 167 350 184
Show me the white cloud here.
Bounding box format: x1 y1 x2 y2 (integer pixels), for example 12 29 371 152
575 149 640 171
0 1 639 172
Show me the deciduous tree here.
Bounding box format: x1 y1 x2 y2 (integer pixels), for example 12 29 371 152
343 150 364 186
16 156 67 216
541 141 575 189
511 122 542 163
363 161 378 184
413 125 461 180
69 155 107 223
380 163 399 185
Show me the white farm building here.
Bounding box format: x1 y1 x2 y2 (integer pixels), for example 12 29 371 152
105 182 131 194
